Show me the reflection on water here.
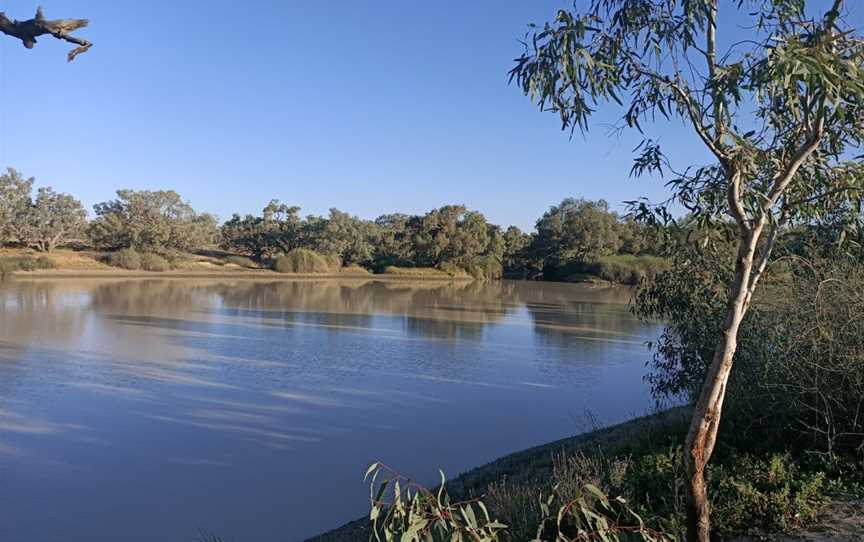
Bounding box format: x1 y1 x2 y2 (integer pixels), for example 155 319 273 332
0 278 660 542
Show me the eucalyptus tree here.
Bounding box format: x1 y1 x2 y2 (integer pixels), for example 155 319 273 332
0 168 34 245
22 187 87 252
90 189 217 252
532 198 621 273
510 1 864 540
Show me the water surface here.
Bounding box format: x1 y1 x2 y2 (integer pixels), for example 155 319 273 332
0 278 660 541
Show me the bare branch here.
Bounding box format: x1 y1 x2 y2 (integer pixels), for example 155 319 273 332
0 7 92 62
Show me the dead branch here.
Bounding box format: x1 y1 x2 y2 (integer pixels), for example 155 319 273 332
0 6 91 62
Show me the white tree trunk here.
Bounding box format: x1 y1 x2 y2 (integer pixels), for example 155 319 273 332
684 228 760 542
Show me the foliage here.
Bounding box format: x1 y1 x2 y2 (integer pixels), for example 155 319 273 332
0 255 57 274
708 453 825 537
0 169 86 252
107 248 141 270
577 255 669 286
365 463 671 542
21 187 87 252
531 199 621 275
139 252 171 272
273 248 335 274
636 248 864 454
89 189 218 252
512 1 864 536
467 255 503 280
0 168 33 245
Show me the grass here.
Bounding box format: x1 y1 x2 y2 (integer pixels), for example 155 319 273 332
382 266 470 278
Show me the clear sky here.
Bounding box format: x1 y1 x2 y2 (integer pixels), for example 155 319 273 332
0 1 860 231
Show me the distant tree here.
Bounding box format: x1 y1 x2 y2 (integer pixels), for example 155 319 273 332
0 168 34 246
21 187 86 252
409 205 492 268
312 208 374 265
532 198 620 274
372 213 414 267
89 189 217 252
502 226 533 278
512 1 864 539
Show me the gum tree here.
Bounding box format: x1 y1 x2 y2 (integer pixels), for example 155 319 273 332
510 1 864 540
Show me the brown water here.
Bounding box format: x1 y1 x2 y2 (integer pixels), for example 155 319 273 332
0 278 661 542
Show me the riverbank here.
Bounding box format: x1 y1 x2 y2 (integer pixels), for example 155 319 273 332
0 249 474 281
305 408 690 542
304 405 863 542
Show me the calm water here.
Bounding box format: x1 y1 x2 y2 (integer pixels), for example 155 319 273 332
0 278 660 542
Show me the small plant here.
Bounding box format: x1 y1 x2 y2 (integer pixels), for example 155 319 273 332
108 248 141 270
365 463 507 542
364 463 673 542
139 252 171 272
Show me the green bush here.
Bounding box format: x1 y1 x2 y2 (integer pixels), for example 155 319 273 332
467 256 503 280
273 248 333 274
0 256 57 274
364 463 670 542
582 255 669 285
140 252 171 272
224 255 257 268
709 453 826 537
108 248 141 270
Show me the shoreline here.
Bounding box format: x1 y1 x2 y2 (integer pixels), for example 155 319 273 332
9 269 476 281
305 407 689 542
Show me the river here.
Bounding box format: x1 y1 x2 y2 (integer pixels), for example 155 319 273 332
0 278 661 541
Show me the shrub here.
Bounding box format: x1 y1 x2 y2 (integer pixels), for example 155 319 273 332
637 255 864 453
364 463 671 542
0 256 57 274
140 253 171 272
273 248 332 274
708 453 826 537
108 248 141 270
224 255 257 268
579 255 669 285
467 256 503 280
341 264 370 275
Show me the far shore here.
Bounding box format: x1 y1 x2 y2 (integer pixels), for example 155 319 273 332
8 268 476 281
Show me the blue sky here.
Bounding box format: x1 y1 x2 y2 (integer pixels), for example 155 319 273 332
0 1 859 231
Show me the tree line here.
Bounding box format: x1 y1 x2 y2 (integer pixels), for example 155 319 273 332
0 167 665 280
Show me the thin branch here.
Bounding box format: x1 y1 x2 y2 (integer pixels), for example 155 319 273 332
0 7 92 62
630 63 727 161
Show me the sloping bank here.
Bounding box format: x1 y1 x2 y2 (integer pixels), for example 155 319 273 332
305 408 689 542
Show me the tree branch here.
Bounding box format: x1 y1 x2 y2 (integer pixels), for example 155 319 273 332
630 64 727 162
0 7 92 62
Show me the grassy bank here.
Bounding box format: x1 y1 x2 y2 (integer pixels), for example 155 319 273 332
306 409 690 542
306 405 862 542
0 249 473 281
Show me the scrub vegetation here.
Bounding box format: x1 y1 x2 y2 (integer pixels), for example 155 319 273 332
0 168 665 281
